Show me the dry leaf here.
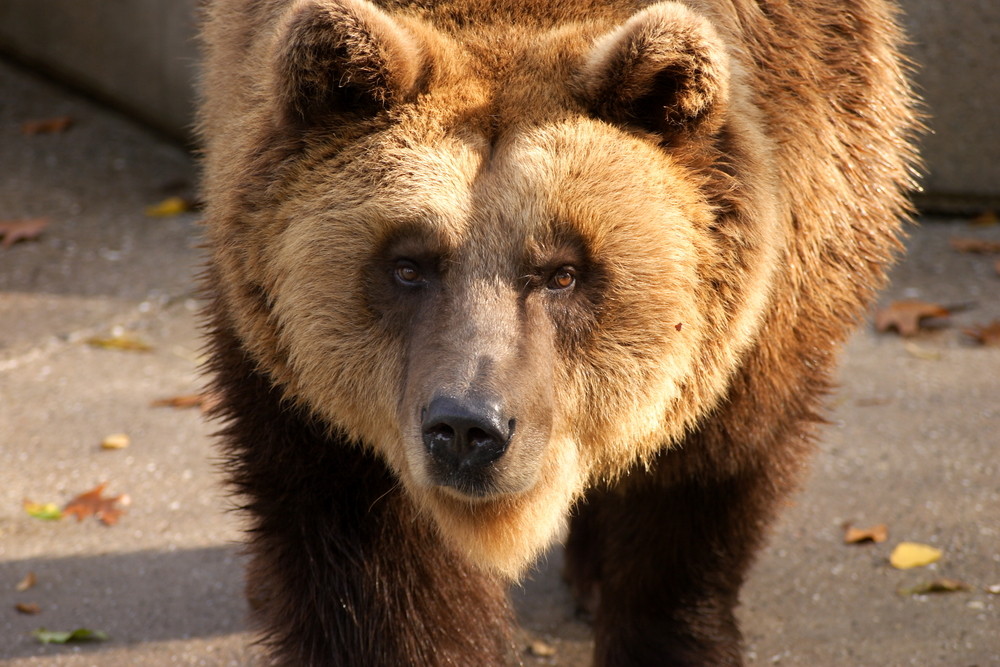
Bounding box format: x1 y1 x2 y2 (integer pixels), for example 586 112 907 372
949 237 1000 254
890 542 942 569
85 334 152 352
152 392 221 413
16 602 42 615
528 640 557 657
898 578 970 596
902 341 942 361
145 196 195 217
995 259 1000 277
855 397 892 407
874 300 951 337
33 628 108 644
100 433 131 450
16 572 37 592
963 321 1000 347
21 116 73 135
0 218 49 249
969 210 998 227
63 483 130 526
151 393 204 409
23 500 63 521
844 523 888 544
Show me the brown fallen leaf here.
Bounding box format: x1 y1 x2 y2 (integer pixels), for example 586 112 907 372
949 237 1000 254
874 300 951 337
151 391 222 413
0 218 49 249
969 210 998 227
963 321 1000 347
16 602 42 615
855 397 892 407
844 523 888 544
21 116 73 135
898 578 970 596
63 483 130 526
16 572 37 592
152 393 202 408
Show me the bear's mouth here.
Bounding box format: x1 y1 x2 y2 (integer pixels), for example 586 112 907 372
426 458 509 499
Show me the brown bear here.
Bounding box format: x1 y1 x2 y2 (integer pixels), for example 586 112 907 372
198 0 919 664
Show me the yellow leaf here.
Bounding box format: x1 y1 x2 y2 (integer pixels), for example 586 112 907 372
23 501 63 521
890 542 942 569
85 335 152 352
902 341 942 361
528 640 557 657
101 433 130 450
144 196 193 217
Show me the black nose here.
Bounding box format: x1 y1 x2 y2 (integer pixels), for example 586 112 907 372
421 395 512 481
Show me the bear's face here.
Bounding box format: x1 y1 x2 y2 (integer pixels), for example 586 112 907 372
269 119 712 568
209 0 783 575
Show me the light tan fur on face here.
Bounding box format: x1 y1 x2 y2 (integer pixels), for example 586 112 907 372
490 119 780 482
199 0 919 577
242 111 781 576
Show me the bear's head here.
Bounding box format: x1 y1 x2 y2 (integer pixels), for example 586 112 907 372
209 0 784 577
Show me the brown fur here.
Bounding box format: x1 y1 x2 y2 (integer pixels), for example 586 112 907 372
198 0 919 664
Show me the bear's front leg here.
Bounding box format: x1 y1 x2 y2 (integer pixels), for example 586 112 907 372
565 458 784 667
210 325 516 666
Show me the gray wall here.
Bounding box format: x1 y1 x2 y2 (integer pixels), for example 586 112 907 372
0 0 996 204
901 1 1000 205
0 0 200 140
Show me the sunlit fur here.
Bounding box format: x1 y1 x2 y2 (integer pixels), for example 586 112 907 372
199 0 919 663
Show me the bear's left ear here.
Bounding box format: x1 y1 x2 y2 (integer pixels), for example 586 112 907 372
577 2 730 140
273 0 427 129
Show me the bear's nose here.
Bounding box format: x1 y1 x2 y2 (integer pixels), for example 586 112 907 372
421 395 512 486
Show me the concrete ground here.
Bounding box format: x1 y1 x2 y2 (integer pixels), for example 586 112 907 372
1 58 997 666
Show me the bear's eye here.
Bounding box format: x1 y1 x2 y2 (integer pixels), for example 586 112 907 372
394 260 424 286
548 266 577 291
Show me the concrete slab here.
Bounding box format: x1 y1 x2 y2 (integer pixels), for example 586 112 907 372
1 56 998 666
0 59 254 665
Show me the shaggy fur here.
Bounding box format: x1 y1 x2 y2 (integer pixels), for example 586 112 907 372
198 0 919 664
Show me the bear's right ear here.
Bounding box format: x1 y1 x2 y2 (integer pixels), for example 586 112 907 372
577 2 730 140
273 0 426 128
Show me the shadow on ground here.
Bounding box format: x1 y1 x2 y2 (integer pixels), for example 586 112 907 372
1 546 247 660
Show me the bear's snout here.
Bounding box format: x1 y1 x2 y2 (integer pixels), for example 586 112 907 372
421 394 513 496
